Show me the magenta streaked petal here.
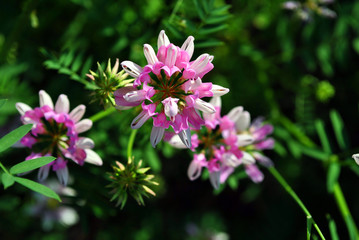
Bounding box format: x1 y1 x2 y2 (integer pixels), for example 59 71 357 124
245 164 264 183
114 86 142 107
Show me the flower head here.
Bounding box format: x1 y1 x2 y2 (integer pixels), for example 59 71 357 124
170 96 274 189
16 90 103 185
116 30 229 148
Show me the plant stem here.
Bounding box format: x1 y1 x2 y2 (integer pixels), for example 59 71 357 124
268 167 326 240
127 129 138 160
89 107 116 122
332 182 359 239
0 162 10 174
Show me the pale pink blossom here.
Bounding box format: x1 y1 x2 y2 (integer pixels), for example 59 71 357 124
16 90 102 185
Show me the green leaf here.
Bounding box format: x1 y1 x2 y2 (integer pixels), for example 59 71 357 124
330 110 348 150
327 215 339 240
14 177 61 201
307 216 313 240
0 99 7 109
9 156 56 175
327 162 340 193
145 145 161 172
1 173 15 189
0 124 33 154
315 120 331 154
300 146 329 161
198 24 228 35
193 0 205 20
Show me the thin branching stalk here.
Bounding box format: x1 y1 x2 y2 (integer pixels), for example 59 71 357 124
89 107 116 122
127 129 138 160
269 167 326 240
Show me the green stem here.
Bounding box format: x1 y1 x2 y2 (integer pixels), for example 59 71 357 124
127 129 138 160
89 107 116 122
168 0 183 23
269 167 326 240
333 182 359 239
0 162 10 174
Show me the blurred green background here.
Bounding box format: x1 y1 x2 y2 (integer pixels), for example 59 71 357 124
1 0 359 239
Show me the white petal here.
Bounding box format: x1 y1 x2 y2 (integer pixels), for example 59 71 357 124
242 152 256 165
210 96 221 109
222 153 240 167
56 166 69 186
16 102 32 116
39 90 54 109
168 135 187 149
237 134 254 147
124 90 147 102
236 111 251 132
165 44 178 67
194 98 216 114
144 44 158 65
181 36 195 59
178 128 192 149
190 54 210 73
150 126 165 148
187 160 202 181
353 154 359 165
75 119 93 133
157 30 170 49
209 171 220 189
69 105 86 123
131 111 151 129
77 137 94 149
121 61 143 78
55 94 70 114
227 106 243 123
84 149 103 166
212 84 230 97
37 165 51 182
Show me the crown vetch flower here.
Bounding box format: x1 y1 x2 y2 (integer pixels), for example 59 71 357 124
115 30 229 148
16 90 103 185
170 96 274 189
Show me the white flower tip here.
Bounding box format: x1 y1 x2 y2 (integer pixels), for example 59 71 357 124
209 171 220 189
353 154 359 165
187 161 202 181
194 98 216 114
55 94 70 114
85 149 103 166
69 104 86 123
150 127 165 148
75 119 93 133
212 85 230 97
242 152 256 165
158 30 170 49
39 90 54 109
16 102 32 116
144 44 158 65
178 129 192 149
121 61 143 78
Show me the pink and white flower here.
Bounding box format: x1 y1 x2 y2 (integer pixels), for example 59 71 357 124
115 30 229 148
170 96 274 189
16 90 103 185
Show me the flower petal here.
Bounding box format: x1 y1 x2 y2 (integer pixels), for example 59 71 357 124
209 171 220 189
69 104 86 123
75 119 93 133
144 44 159 65
150 126 165 148
55 94 70 114
178 128 192 149
16 102 32 116
212 84 230 97
181 36 195 59
39 90 54 109
237 134 254 147
56 165 69 186
235 111 251 132
227 106 243 124
84 149 103 166
37 165 51 182
194 98 216 114
241 151 256 165
353 154 359 165
157 30 170 49
121 61 143 78
77 137 95 149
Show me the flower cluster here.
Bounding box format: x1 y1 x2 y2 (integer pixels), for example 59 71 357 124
16 90 102 185
170 97 274 189
115 30 229 148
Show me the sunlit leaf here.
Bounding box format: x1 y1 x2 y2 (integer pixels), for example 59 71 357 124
0 124 32 154
307 216 313 240
14 177 61 201
314 120 331 154
327 215 339 240
327 162 340 193
9 156 56 175
1 173 14 189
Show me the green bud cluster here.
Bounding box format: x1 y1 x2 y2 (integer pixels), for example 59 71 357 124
107 157 158 209
87 59 134 108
